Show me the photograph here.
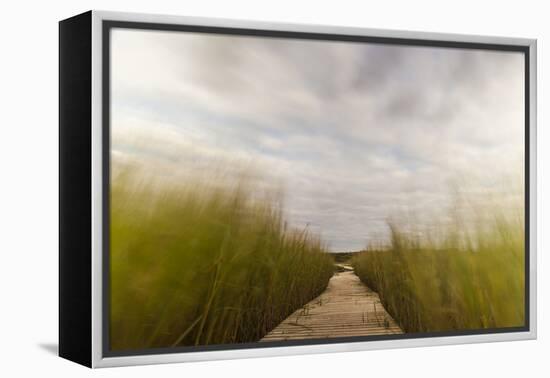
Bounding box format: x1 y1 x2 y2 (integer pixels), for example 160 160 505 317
107 26 526 352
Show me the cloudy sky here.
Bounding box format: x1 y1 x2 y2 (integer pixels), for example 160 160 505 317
111 28 525 251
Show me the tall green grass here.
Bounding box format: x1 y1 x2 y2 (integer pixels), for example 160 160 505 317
352 206 525 333
110 167 334 351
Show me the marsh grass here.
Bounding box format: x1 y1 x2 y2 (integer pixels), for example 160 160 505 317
353 204 525 333
110 167 334 351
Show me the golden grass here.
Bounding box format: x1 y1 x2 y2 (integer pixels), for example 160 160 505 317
109 167 334 350
352 207 525 333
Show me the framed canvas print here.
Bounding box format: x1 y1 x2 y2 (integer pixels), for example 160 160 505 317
59 10 537 368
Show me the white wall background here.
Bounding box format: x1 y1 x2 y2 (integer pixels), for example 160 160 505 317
0 0 546 376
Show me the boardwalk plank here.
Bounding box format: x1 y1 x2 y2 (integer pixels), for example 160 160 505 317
261 270 403 341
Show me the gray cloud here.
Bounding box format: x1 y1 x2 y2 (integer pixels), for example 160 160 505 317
111 29 524 251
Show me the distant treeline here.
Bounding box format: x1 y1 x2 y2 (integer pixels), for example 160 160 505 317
331 252 361 263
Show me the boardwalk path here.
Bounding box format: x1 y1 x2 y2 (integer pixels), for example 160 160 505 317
261 268 403 341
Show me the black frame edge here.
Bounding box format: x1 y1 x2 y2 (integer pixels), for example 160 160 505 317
59 10 93 368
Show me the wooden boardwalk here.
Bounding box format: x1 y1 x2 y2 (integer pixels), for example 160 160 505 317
261 269 403 341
